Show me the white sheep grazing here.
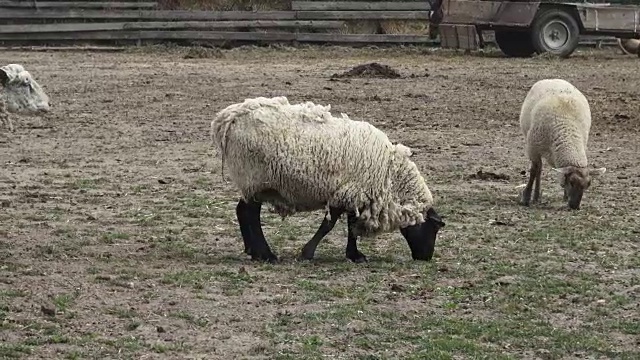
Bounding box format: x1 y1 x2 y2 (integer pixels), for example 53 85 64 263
210 96 445 263
519 78 606 210
1 63 50 132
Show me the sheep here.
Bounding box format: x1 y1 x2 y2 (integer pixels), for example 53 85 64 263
211 96 445 263
617 38 640 56
519 79 606 210
1 63 50 132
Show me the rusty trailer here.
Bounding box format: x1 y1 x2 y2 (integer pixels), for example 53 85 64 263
431 0 640 57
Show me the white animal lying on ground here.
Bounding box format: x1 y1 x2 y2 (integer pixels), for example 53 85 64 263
1 63 50 132
518 78 606 210
210 96 445 263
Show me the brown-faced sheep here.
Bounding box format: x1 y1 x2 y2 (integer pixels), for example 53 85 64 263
519 79 606 210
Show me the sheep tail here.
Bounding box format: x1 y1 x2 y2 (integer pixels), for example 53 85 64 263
210 113 234 184
211 96 293 184
219 122 233 184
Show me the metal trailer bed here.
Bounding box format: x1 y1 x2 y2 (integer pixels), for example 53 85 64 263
430 0 640 57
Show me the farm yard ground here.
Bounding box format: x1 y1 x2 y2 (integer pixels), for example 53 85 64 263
0 44 639 359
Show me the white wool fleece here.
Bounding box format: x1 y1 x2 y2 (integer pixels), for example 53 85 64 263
1 64 50 114
520 79 591 168
211 96 434 235
1 63 50 131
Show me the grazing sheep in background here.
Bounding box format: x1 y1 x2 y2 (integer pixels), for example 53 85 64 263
211 96 445 263
1 63 50 132
519 78 606 210
618 38 640 56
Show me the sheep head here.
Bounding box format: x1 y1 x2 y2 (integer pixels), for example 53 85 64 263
553 166 606 210
1 64 50 115
394 143 414 157
400 207 445 261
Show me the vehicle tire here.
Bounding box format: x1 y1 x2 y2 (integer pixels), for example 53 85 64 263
530 8 580 58
494 30 536 57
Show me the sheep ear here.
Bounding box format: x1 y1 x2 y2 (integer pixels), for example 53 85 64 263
0 68 9 86
426 208 445 226
589 167 606 176
552 167 573 175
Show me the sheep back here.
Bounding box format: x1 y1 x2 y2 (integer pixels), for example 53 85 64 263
211 96 434 235
519 79 591 168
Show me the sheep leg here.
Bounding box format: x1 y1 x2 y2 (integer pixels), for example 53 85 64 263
238 199 278 263
520 160 541 206
1 113 13 132
235 200 253 255
346 212 367 263
532 161 543 203
299 207 343 261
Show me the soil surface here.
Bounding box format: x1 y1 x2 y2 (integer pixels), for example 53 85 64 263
1 45 639 359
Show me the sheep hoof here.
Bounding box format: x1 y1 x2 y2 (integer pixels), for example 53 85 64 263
298 244 318 261
297 252 314 261
251 252 278 263
519 194 531 206
347 251 367 263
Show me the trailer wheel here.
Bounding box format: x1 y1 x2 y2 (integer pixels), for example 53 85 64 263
495 31 536 57
531 8 580 58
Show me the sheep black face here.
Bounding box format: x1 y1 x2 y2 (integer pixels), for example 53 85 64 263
400 207 445 261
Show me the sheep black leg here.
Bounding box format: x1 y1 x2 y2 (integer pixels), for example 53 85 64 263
241 199 278 263
532 161 543 203
235 200 253 255
299 207 343 261
520 160 540 206
346 212 367 263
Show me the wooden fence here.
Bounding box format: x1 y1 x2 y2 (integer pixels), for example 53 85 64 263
0 0 617 47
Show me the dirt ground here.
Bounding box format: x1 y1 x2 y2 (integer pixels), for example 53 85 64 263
1 45 639 359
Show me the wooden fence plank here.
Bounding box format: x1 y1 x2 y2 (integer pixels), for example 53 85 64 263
296 33 435 43
0 20 346 33
0 9 298 20
0 1 158 8
0 30 439 44
292 1 430 11
0 45 129 52
0 31 298 41
296 10 432 20
0 9 431 21
0 31 618 47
